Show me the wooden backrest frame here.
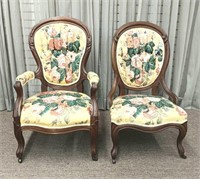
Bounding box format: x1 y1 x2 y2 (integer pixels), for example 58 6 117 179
29 16 92 92
109 21 177 106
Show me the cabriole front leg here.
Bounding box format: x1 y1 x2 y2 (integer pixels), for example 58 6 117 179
177 122 187 159
111 123 119 164
14 121 25 163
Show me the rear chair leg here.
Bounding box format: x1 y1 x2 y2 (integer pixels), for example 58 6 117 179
177 122 187 159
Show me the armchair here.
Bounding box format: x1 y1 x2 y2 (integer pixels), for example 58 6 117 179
108 21 187 163
13 17 99 163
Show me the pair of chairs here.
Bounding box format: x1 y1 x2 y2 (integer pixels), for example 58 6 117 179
13 17 187 163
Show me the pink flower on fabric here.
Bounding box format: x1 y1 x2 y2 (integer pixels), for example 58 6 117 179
133 37 140 48
126 36 134 48
131 55 143 68
66 51 76 62
42 96 58 103
51 67 60 82
32 105 46 115
54 38 63 50
65 68 73 83
48 27 57 37
176 107 187 116
48 38 63 50
58 54 67 68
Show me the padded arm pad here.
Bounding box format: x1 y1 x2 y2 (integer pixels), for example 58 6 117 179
16 71 35 86
87 72 99 86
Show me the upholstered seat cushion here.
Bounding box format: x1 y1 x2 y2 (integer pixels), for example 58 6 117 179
20 90 92 128
110 95 187 126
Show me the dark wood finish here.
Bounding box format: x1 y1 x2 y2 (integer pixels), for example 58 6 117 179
109 21 187 164
13 17 98 163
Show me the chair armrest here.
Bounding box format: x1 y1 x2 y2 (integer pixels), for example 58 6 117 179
87 72 99 86
161 78 178 104
87 72 99 119
13 71 35 121
16 71 35 86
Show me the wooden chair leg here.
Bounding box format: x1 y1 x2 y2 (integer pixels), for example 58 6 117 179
177 122 187 159
111 123 119 164
14 123 25 163
91 120 98 161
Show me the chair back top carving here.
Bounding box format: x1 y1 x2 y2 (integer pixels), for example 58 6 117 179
112 21 169 90
29 17 91 89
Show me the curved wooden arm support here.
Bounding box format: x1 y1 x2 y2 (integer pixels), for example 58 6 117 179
90 83 98 120
108 76 118 107
160 78 178 104
13 81 24 125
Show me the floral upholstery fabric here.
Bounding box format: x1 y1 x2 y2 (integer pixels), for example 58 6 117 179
110 95 187 126
20 90 92 128
16 71 35 86
116 28 165 88
87 72 100 86
34 23 87 86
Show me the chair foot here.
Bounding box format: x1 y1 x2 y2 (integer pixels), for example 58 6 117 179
111 146 118 164
112 158 116 164
92 154 98 161
180 154 187 159
18 158 23 163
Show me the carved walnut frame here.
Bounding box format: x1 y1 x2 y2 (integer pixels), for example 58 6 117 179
13 17 98 163
108 21 187 164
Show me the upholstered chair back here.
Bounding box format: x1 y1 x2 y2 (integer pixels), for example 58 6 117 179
113 23 168 89
29 17 91 88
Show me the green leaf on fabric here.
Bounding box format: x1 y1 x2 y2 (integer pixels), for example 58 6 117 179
32 99 43 105
125 59 131 66
157 118 162 124
76 99 87 107
132 33 138 37
57 68 67 82
67 100 76 106
128 48 136 57
149 41 155 48
68 41 80 53
145 44 153 54
51 58 58 69
68 43 74 51
145 121 151 125
39 103 58 116
149 62 156 70
155 48 163 56
73 44 78 53
145 62 150 72
153 99 173 108
158 56 162 62
122 100 132 106
133 104 148 118
61 47 67 55
53 50 61 57
149 55 155 63
66 93 82 98
54 33 61 38
72 55 80 72
74 40 80 49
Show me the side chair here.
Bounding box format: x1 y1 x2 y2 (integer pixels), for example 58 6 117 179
108 21 187 164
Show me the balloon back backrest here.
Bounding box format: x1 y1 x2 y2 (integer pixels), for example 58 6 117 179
113 22 169 90
29 17 91 88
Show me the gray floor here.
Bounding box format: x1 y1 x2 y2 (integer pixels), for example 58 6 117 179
0 109 200 179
